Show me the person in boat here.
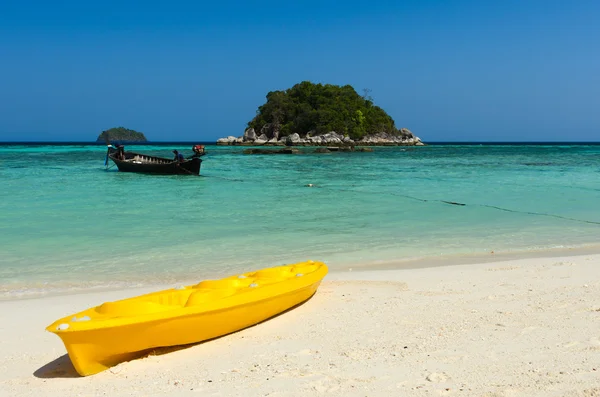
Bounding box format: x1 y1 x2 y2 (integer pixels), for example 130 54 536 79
172 150 184 162
115 145 125 160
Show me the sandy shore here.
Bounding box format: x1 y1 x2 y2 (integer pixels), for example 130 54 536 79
1 253 599 397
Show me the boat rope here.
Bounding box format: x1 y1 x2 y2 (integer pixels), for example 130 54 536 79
470 203 600 225
198 154 600 225
209 174 600 226
196 155 600 226
325 186 600 226
213 171 600 225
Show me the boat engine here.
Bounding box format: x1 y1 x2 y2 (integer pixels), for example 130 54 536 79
192 145 205 156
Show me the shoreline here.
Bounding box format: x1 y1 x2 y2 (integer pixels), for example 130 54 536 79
3 243 600 302
344 243 600 271
1 250 599 396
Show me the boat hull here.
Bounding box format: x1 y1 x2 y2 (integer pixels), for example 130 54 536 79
47 261 327 376
110 156 201 175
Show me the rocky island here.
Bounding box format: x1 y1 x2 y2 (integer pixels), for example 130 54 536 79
96 127 148 143
217 81 423 147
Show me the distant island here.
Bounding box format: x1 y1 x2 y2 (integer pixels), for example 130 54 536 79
217 81 423 146
96 127 148 143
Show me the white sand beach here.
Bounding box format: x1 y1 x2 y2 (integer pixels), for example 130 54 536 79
1 253 599 397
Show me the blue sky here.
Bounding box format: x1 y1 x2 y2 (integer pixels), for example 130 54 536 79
0 0 598 142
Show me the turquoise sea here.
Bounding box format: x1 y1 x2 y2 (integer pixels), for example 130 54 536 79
1 143 599 299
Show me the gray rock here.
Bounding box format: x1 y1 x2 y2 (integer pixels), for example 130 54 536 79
321 131 343 143
314 148 331 153
260 124 274 139
285 133 301 145
243 128 257 141
216 135 238 145
243 147 300 155
399 128 414 138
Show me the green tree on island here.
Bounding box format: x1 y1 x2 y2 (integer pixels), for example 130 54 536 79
247 81 399 139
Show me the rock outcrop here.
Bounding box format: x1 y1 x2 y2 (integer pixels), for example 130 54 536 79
243 147 300 155
217 129 424 147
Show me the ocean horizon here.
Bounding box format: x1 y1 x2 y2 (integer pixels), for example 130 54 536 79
1 142 599 300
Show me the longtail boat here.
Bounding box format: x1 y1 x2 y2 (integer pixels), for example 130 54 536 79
105 145 205 175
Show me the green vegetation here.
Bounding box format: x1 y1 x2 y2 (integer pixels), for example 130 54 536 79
247 81 399 139
96 127 148 143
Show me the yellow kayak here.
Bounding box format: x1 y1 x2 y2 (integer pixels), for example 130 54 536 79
46 260 328 376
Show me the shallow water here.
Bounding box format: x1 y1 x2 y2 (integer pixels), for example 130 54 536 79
1 143 599 299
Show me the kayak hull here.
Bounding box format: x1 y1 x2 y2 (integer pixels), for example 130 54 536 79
46 261 327 376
